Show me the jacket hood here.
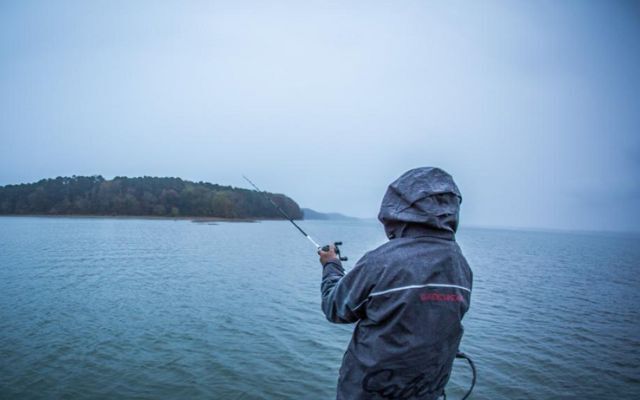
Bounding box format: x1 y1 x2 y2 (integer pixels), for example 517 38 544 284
378 167 462 239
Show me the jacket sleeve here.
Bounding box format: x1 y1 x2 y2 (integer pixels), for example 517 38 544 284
321 254 375 324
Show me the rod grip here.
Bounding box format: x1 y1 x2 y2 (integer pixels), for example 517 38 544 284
321 242 348 261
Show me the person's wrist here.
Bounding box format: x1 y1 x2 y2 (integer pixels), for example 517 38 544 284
322 257 341 267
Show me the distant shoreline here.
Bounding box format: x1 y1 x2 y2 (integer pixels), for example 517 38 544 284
0 214 297 223
0 175 304 221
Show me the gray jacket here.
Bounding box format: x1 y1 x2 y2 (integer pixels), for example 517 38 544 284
321 167 472 400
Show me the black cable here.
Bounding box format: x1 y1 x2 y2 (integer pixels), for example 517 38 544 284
455 352 476 400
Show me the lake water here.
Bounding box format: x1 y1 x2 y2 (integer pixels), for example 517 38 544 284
1 217 639 399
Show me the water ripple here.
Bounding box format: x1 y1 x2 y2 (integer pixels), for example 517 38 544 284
1 218 639 399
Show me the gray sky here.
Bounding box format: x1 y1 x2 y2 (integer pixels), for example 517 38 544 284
1 0 639 232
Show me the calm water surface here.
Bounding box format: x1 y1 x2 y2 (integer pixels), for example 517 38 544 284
1 217 639 399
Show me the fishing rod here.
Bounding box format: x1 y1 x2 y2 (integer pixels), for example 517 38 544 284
242 175 347 261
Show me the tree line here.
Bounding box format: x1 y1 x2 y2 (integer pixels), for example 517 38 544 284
0 175 303 219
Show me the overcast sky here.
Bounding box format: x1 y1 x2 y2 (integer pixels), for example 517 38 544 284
1 1 639 232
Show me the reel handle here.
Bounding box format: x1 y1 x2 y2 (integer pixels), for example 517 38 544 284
321 241 348 261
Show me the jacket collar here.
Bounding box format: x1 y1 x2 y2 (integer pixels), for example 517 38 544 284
389 223 456 241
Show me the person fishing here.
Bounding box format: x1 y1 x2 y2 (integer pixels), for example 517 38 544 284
318 167 473 400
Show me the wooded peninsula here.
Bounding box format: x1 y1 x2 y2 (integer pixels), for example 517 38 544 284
0 176 303 220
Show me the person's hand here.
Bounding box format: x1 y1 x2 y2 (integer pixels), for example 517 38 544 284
318 244 338 266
